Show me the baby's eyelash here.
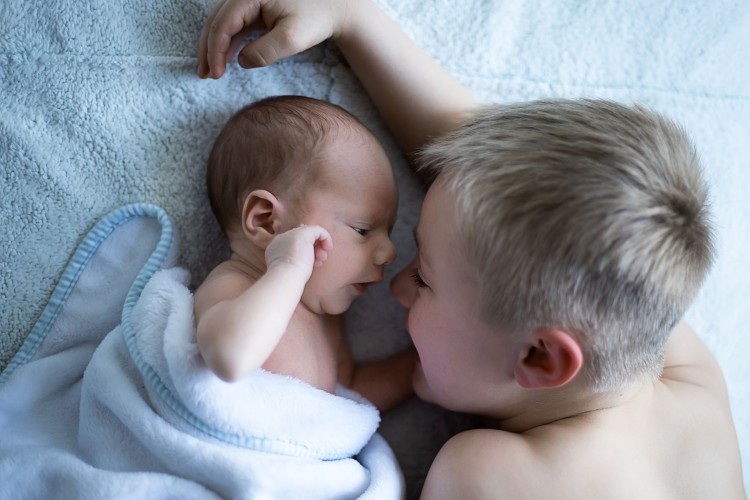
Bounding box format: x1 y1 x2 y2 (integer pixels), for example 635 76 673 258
411 269 428 288
353 227 369 236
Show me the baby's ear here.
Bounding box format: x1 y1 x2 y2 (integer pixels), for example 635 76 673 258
241 190 285 249
513 328 583 389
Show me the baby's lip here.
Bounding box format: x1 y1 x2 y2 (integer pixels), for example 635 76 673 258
352 277 383 293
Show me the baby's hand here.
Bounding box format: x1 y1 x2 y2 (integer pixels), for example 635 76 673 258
264 225 333 280
198 0 352 79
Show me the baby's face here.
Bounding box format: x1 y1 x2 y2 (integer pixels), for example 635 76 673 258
297 129 398 315
390 177 514 414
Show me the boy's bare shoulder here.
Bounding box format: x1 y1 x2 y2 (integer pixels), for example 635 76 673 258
421 323 746 500
421 425 617 498
421 428 544 499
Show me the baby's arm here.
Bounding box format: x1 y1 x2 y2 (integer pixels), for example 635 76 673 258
198 0 476 157
195 225 331 382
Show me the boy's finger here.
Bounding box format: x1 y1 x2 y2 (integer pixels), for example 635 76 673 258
205 0 261 78
237 16 312 68
197 0 221 77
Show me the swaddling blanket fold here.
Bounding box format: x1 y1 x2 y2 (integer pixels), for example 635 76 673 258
79 268 404 499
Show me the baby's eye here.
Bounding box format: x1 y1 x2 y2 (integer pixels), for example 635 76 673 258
353 227 369 236
411 268 428 288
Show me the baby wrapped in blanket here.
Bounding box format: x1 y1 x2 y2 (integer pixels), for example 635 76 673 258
79 265 405 499
0 94 409 500
0 198 405 499
85 95 413 498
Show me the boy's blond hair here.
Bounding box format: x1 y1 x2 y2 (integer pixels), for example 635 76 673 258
418 99 714 392
207 95 368 234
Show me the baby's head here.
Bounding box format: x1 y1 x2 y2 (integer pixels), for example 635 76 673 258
418 99 714 392
208 95 380 236
208 95 398 315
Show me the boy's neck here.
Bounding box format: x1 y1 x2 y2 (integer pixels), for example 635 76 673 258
498 381 651 433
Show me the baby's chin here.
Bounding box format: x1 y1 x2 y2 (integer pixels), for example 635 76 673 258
299 294 355 316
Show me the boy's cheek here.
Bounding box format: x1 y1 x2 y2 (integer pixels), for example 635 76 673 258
411 358 438 403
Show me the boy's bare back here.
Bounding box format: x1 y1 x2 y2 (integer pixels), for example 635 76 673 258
423 322 746 499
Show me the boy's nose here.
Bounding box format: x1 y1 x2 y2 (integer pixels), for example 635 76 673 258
390 261 417 309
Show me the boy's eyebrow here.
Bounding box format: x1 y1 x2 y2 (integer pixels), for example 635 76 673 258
413 227 433 274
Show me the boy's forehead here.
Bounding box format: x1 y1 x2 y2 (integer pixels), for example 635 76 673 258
417 180 465 271
416 191 482 304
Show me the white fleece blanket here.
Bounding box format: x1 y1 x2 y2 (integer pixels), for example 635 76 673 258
0 204 404 499
1 0 749 494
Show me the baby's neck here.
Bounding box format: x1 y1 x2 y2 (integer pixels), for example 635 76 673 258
226 240 267 282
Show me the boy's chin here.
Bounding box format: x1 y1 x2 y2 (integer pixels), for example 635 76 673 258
412 366 439 405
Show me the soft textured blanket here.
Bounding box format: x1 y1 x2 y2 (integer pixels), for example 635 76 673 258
1 0 749 494
0 204 404 499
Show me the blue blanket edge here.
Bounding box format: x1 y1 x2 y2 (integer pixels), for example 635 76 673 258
0 203 175 384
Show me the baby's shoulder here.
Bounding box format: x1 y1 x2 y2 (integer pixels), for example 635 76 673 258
193 261 256 317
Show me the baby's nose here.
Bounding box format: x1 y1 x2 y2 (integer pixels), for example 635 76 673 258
375 238 397 267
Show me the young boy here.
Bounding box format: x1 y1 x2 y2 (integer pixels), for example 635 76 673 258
194 95 415 412
198 0 746 497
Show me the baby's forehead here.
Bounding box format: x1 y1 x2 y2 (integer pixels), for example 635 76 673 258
329 120 381 146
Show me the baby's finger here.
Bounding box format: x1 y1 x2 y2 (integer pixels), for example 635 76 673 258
313 247 329 267
311 226 333 251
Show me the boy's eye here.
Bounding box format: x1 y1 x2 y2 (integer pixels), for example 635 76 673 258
353 227 369 236
411 269 428 288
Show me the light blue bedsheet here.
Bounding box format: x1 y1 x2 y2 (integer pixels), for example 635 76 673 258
2 0 748 493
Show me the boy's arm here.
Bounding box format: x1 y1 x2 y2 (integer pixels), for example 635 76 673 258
198 0 476 157
334 0 476 156
196 225 331 382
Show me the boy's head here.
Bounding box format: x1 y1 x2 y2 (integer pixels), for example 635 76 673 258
208 95 398 315
414 99 713 394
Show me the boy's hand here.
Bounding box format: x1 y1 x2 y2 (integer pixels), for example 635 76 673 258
198 0 352 79
265 225 332 280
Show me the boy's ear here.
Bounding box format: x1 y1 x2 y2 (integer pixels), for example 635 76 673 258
241 189 285 248
513 328 583 389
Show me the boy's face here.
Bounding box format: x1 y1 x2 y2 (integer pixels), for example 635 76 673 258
391 178 514 414
297 129 398 315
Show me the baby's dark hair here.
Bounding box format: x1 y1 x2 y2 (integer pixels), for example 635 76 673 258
207 95 368 234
